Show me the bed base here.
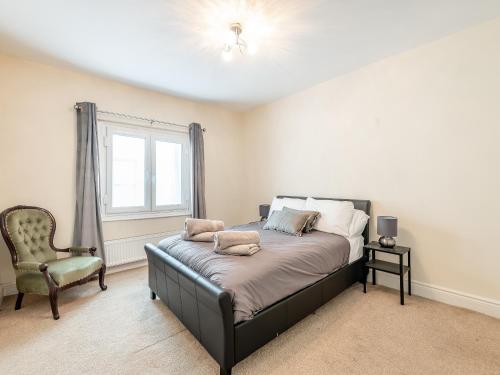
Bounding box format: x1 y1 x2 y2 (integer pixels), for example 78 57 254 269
146 243 366 374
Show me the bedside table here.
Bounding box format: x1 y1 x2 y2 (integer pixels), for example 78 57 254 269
363 241 411 305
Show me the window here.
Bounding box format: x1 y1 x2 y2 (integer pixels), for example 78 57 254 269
99 122 190 220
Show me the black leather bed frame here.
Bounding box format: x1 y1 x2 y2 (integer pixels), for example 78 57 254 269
145 196 371 374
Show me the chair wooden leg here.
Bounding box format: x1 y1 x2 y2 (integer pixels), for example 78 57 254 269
15 293 24 310
49 288 59 320
99 265 107 291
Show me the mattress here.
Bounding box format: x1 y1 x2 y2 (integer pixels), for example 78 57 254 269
158 221 350 323
347 235 365 264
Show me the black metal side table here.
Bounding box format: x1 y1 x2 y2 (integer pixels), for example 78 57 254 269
363 241 411 305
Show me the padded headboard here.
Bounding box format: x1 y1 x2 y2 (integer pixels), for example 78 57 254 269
276 195 371 244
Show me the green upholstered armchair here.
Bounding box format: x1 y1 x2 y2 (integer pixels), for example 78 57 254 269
0 205 107 320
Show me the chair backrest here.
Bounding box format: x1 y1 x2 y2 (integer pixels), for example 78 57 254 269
0 206 57 266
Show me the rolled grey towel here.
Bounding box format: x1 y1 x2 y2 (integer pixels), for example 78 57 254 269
215 244 261 256
214 231 260 251
185 218 224 237
180 231 215 242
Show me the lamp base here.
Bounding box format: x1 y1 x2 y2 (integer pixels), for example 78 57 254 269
379 236 396 248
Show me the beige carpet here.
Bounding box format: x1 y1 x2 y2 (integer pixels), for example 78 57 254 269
0 267 499 375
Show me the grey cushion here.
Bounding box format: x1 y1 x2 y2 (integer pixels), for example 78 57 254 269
282 207 320 233
263 209 310 236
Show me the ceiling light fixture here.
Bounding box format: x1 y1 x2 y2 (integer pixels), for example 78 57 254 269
221 22 257 62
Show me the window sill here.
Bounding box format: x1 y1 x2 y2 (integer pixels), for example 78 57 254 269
102 210 191 222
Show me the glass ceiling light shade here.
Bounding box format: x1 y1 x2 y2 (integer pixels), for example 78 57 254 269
221 46 233 61
246 40 258 55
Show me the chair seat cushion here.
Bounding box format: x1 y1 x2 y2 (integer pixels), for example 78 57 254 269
47 256 103 287
16 256 103 295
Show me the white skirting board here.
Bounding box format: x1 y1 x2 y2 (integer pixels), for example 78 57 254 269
368 271 500 319
2 240 499 319
0 282 18 301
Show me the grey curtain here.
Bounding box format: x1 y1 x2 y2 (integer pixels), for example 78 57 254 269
73 102 105 260
189 123 206 219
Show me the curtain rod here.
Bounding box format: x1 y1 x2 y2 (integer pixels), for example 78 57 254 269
74 105 206 132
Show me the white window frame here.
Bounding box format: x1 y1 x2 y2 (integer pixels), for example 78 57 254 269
98 120 191 221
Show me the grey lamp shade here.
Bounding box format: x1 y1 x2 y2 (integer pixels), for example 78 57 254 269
377 216 398 237
259 204 270 218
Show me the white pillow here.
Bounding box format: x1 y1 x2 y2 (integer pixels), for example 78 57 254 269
305 197 354 237
268 197 306 217
349 209 370 237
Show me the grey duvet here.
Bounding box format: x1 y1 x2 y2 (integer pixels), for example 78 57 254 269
157 222 350 323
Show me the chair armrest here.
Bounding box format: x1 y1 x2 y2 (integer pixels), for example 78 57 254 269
69 246 97 256
16 261 47 272
37 263 59 289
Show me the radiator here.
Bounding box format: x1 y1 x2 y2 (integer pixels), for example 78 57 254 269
104 231 178 267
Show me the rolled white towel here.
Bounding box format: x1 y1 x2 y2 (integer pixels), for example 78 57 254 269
180 231 215 242
214 231 260 251
215 244 261 256
185 218 224 237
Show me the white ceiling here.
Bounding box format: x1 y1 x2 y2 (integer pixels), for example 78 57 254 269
0 0 499 110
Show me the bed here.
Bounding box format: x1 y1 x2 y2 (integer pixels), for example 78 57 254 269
145 196 371 374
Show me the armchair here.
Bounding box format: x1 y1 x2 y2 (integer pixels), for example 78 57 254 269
0 205 107 319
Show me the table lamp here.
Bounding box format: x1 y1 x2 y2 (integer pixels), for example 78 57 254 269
259 204 270 221
377 216 398 248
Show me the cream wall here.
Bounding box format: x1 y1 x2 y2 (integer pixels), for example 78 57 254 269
0 53 245 288
1 17 499 309
242 18 500 302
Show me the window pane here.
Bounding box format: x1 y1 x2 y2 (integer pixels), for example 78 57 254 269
155 140 182 206
112 134 145 208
